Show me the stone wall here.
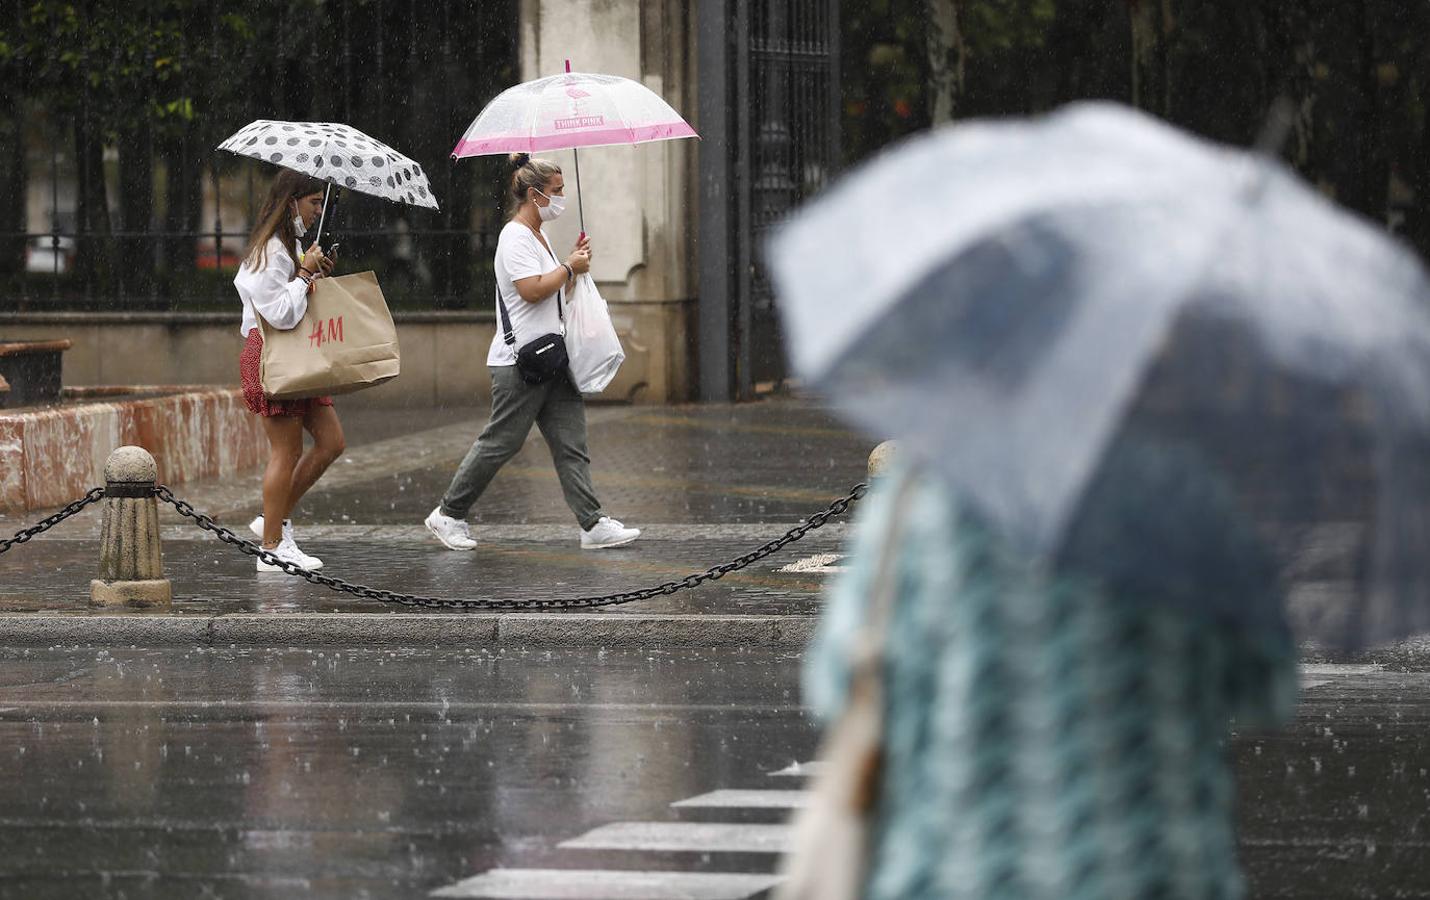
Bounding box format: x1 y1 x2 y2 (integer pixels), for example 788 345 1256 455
0 308 690 406
0 388 265 512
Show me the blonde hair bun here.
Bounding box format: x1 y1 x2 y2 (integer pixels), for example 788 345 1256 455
508 152 531 170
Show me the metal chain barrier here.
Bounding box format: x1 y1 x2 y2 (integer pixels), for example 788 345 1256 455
152 483 869 610
0 488 106 555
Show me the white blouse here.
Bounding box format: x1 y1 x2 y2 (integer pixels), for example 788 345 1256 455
233 237 308 336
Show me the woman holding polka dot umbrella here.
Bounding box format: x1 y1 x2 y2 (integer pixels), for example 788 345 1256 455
219 121 436 573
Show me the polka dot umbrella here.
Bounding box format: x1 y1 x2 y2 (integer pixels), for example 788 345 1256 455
218 120 439 244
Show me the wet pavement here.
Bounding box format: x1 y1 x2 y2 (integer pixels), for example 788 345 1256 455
0 525 844 618
2 646 1428 899
0 398 874 631
1238 664 1430 899
0 646 814 899
5 398 1430 898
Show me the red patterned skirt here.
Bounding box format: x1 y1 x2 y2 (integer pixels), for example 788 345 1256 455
240 329 334 418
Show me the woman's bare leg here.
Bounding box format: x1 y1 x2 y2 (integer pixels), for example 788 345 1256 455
260 416 306 547
284 404 346 519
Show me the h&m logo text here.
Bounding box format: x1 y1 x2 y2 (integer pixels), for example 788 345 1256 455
309 316 344 347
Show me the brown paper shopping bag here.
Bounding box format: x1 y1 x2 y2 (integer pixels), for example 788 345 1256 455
259 271 401 400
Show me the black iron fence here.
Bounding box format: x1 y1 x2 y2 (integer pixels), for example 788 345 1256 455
0 0 519 313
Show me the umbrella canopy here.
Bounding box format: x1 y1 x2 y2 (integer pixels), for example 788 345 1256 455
450 71 697 158
218 120 439 210
767 101 1430 650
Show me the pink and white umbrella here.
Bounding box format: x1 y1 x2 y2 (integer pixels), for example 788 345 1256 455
451 63 698 233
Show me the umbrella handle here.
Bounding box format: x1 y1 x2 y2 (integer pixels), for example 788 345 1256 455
573 147 587 238
313 182 332 248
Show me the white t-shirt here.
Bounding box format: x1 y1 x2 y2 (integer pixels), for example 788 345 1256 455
487 220 566 366
233 237 308 336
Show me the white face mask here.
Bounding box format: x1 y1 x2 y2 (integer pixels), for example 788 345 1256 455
291 203 308 238
534 188 567 222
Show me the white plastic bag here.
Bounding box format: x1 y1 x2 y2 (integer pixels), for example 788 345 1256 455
564 273 625 394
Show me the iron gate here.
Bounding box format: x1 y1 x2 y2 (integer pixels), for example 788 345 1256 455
698 0 841 401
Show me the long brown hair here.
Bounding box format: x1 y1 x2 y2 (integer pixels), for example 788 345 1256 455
242 169 328 273
507 152 562 217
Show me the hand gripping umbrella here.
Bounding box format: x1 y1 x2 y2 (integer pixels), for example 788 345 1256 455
450 61 697 236
218 120 439 246
768 101 1430 652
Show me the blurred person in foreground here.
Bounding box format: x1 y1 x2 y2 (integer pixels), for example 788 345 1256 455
787 439 1298 900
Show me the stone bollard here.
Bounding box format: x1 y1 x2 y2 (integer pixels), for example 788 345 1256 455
90 446 172 609
867 440 899 480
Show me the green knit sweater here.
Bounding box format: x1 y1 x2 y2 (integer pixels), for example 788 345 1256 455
806 468 1298 900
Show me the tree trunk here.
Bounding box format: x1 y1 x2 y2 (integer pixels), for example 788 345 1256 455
118 122 156 299
1128 0 1173 116
925 0 965 125
72 105 116 298
161 134 204 288
0 86 25 279
1411 79 1430 256
1350 1 1388 223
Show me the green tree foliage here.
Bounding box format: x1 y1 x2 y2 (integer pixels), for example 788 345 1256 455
842 0 1430 261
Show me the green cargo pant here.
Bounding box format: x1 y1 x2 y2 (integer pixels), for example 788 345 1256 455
439 366 603 530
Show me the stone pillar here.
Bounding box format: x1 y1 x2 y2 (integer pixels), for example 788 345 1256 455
524 0 697 402
868 441 899 480
90 446 172 609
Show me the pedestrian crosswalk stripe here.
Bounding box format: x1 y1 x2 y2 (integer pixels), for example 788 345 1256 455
672 789 809 810
429 868 781 899
768 761 823 778
1300 663 1383 690
560 822 791 854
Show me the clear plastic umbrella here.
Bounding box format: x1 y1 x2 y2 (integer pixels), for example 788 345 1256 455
450 62 697 234
218 120 439 244
768 101 1430 650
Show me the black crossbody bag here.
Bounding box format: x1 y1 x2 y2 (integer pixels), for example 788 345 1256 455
496 233 568 385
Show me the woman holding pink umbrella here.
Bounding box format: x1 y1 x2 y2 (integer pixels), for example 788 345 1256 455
423 153 639 552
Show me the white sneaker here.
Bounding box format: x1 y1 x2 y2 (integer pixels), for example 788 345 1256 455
256 537 321 574
249 516 323 570
426 507 477 550
581 516 641 550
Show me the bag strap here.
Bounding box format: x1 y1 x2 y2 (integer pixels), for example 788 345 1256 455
849 473 918 683
496 284 517 347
